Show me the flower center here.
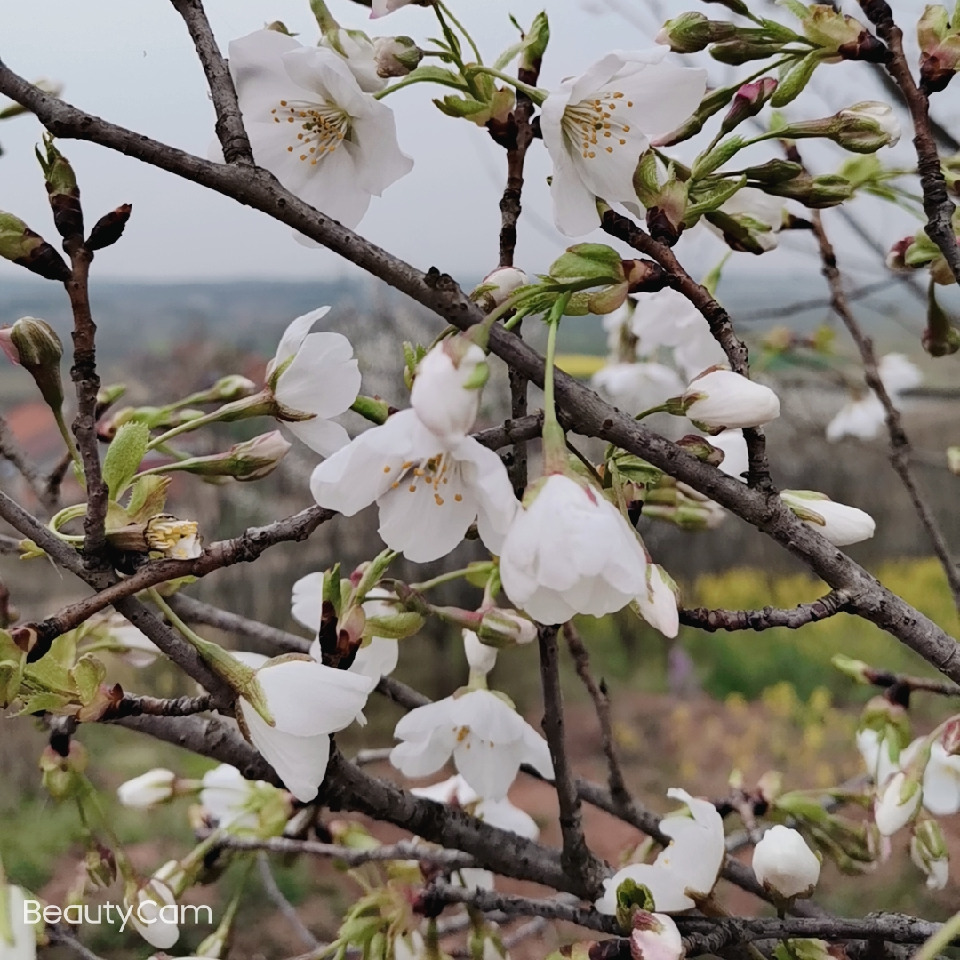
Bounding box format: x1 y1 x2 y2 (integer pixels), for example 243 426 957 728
270 99 351 165
382 454 465 507
562 90 634 160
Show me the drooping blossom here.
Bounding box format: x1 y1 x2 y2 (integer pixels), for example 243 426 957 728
636 564 679 639
857 727 901 788
780 490 876 546
228 29 412 228
500 473 647 624
410 340 488 444
596 788 725 914
874 771 922 836
117 769 176 809
390 689 554 800
910 819 949 890
128 878 179 949
540 50 706 236
310 409 518 563
267 307 361 457
915 741 960 816
752 825 821 899
238 657 376 802
681 369 781 430
200 764 280 830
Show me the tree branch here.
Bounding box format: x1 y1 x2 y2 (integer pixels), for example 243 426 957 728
168 0 254 165
679 589 856 632
858 0 960 285
811 208 960 607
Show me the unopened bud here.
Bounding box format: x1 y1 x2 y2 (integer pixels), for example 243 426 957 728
0 212 71 281
911 819 949 889
918 5 960 94
743 159 804 185
803 6 872 56
831 654 872 684
164 430 291 482
656 12 737 53
622 259 667 293
86 203 132 252
833 101 901 152
477 607 537 647
764 172 853 208
645 179 688 245
520 11 549 73
471 266 529 312
676 433 725 466
373 36 423 77
711 38 788 65
1 316 65 410
720 77 778 134
36 135 83 241
117 768 177 808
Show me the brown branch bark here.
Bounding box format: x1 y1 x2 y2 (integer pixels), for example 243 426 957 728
679 588 856 632
537 625 604 898
858 0 960 285
563 621 631 809
168 0 254 165
811 209 960 607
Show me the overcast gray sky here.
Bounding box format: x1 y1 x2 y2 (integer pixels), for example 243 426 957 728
0 0 943 285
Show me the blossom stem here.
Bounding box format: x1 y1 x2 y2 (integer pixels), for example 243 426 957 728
541 294 570 472
146 392 273 451
436 0 483 65
464 66 547 106
52 407 82 472
409 565 491 592
913 909 960 960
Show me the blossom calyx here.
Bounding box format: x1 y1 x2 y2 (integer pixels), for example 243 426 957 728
656 12 737 53
40 741 88 800
780 102 900 154
373 36 423 77
0 212 71 281
36 136 83 241
477 607 537 647
752 825 820 901
802 6 878 59
911 819 949 889
0 316 65 410
86 203 133 251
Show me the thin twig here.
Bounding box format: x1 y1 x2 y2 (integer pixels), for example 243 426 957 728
537 624 604 898
563 621 631 808
257 851 320 951
0 414 56 511
168 0 253 165
811 209 960 607
858 0 960 286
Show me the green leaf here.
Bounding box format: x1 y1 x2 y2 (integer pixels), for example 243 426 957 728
102 420 150 498
771 51 823 107
126 475 171 523
549 244 623 281
71 654 106 705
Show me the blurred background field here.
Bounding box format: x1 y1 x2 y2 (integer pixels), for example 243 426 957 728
3 275 960 955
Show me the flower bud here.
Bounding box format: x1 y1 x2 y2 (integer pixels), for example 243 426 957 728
86 203 132 252
918 5 960 93
780 490 876 546
0 316 65 411
678 369 781 430
875 770 922 836
117 768 177 808
36 135 83 241
803 6 871 56
911 819 948 889
764 172 853 208
520 10 550 73
656 12 737 53
161 430 292 483
635 564 679 639
720 78 778 134
831 654 872 684
373 36 423 77
833 101 900 152
463 628 498 676
410 337 488 442
752 825 821 900
710 38 788 65
629 910 684 960
477 607 537 647
0 212 71 281
471 266 529 312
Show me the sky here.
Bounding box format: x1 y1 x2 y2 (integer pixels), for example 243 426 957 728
0 0 951 287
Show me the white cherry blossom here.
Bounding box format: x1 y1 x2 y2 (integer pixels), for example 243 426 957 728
500 473 647 624
752 825 820 899
636 564 679 639
918 741 960 816
541 50 706 236
371 0 415 16
238 657 376 803
682 369 781 430
228 29 412 228
857 727 901 788
709 429 749 481
630 912 684 960
410 340 487 444
390 689 554 800
267 307 361 457
320 30 385 93
2 885 37 960
117 769 176 809
200 764 277 829
597 788 725 914
708 188 786 252
591 362 685 414
874 771 922 836
827 354 921 442
780 491 876 546
129 879 179 949
310 409 518 563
